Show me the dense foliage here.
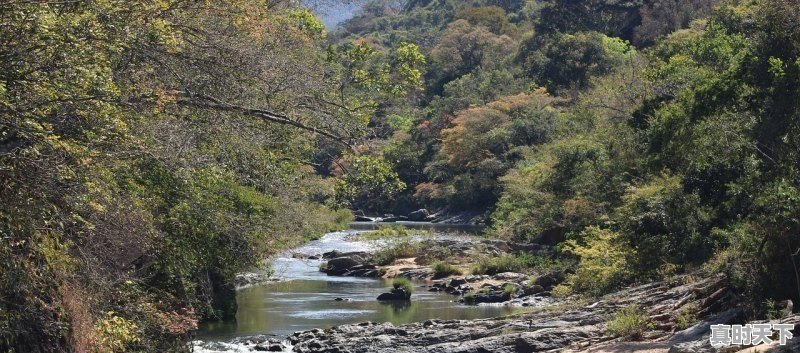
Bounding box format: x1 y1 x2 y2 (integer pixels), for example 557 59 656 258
0 1 422 351
3 0 800 351
334 0 800 316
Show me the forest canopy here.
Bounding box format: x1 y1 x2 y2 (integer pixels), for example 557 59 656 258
331 0 800 321
2 0 800 352
0 1 421 351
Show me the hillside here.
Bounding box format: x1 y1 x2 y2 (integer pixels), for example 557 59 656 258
327 0 800 315
2 0 800 352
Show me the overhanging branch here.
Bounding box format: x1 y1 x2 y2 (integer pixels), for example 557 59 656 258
171 91 353 149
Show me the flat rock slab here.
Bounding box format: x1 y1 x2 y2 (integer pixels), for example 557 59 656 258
578 342 671 353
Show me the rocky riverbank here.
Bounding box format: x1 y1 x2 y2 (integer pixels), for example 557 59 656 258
288 275 799 353
314 236 562 306
352 208 487 225
204 230 799 353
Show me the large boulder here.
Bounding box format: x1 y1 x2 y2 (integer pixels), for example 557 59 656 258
448 278 467 287
347 264 384 278
323 257 362 275
327 257 360 270
407 209 430 221
521 284 545 297
322 251 368 261
377 287 411 301
532 272 566 288
463 291 506 304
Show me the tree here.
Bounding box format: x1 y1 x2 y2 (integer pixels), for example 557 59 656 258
537 0 646 40
455 6 514 34
419 92 557 209
517 31 634 93
429 19 517 93
0 1 414 351
333 155 407 211
633 0 717 47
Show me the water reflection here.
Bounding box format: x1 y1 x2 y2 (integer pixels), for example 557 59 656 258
197 230 517 342
199 278 517 340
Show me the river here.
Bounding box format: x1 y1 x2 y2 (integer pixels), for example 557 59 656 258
192 225 521 352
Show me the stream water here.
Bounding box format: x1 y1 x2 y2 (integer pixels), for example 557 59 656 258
193 224 520 351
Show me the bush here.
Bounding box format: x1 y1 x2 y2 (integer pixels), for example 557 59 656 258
392 277 414 295
471 253 536 275
607 306 654 340
431 262 462 279
675 302 700 330
551 284 572 298
415 240 456 265
503 284 518 297
491 136 614 243
517 31 634 92
371 239 420 266
360 225 414 240
462 291 477 304
561 227 630 296
615 174 715 276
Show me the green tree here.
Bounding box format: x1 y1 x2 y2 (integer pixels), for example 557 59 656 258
334 155 407 211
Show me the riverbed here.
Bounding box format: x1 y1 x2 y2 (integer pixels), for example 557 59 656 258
192 227 521 352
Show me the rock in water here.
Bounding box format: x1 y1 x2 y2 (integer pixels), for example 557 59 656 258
325 257 359 270
377 288 411 301
407 209 430 221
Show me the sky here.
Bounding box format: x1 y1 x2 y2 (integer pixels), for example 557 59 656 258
312 2 362 28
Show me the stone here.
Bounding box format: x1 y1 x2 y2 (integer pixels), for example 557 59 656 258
322 250 342 259
407 209 430 221
449 278 467 287
532 272 565 288
491 272 527 281
670 308 743 344
322 253 372 276
377 287 411 301
234 273 276 288
464 275 484 282
521 284 544 297
377 292 407 301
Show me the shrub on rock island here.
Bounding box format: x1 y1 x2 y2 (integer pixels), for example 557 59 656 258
392 277 414 296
